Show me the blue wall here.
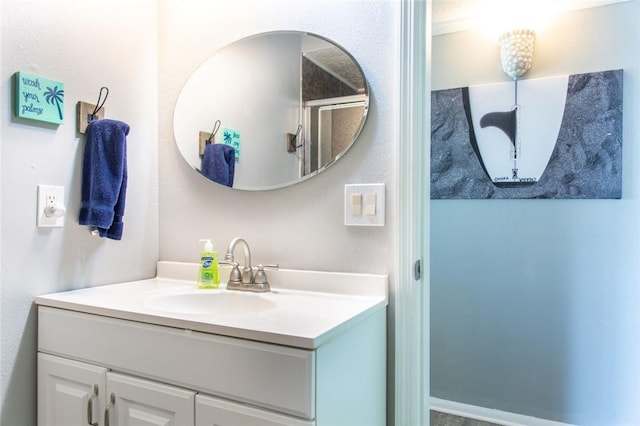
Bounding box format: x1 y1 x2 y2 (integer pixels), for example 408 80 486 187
430 3 640 425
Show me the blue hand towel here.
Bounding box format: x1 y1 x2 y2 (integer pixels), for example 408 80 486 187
79 119 130 240
201 143 235 187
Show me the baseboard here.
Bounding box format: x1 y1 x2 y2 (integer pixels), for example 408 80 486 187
430 397 576 426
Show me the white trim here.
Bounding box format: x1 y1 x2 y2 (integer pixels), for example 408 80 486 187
395 0 429 425
432 0 631 36
430 398 577 426
432 15 481 36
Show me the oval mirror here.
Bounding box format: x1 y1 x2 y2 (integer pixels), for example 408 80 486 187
173 31 369 191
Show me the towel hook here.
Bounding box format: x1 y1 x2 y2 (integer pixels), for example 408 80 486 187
89 87 109 122
288 124 303 151
206 120 221 144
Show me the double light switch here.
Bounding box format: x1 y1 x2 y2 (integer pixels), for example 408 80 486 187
344 183 385 226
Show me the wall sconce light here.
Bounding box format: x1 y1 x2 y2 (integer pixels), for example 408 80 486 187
498 29 536 79
474 28 537 185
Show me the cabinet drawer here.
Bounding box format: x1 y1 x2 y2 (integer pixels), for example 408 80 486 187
196 394 315 426
38 307 315 419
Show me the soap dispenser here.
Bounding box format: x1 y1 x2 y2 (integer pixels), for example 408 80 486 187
197 239 219 289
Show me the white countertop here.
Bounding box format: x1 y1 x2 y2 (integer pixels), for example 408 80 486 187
35 261 388 349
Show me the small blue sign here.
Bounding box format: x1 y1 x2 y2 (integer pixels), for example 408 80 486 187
222 127 240 159
15 72 65 125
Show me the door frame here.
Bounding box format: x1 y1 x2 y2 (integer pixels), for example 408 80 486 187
395 0 430 424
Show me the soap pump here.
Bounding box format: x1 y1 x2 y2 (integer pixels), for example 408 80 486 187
197 239 219 289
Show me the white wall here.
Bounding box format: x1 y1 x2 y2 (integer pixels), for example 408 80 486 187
431 3 640 425
0 1 159 424
159 0 397 274
159 0 400 421
0 1 400 424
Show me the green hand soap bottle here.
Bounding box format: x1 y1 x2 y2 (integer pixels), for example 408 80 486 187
197 239 219 289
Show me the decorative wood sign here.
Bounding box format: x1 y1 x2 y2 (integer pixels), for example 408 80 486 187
15 71 65 124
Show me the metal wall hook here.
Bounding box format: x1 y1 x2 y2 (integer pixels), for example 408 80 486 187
77 87 109 134
90 87 109 121
206 119 221 144
287 124 303 152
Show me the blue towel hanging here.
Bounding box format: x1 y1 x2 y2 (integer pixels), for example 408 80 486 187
79 118 130 240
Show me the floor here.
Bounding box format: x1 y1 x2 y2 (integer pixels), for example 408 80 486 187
430 410 501 426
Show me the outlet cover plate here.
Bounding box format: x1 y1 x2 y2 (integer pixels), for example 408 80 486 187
37 184 65 228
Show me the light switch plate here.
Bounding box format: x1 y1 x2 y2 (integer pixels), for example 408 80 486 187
344 183 385 226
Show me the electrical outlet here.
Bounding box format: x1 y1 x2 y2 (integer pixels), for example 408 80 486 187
37 185 65 228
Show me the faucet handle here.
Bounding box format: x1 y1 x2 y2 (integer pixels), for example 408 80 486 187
252 264 279 292
257 263 279 271
255 264 279 278
219 260 241 284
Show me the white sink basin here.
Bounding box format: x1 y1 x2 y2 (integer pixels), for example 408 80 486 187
35 261 388 348
143 290 276 315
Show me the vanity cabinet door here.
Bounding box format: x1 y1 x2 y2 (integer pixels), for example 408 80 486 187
38 353 107 426
106 372 195 426
195 394 314 426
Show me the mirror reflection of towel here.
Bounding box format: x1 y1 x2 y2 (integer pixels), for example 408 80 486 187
201 143 235 187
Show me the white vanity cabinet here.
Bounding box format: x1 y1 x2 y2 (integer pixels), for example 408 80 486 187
38 351 314 426
37 305 385 426
38 353 107 426
36 264 387 426
195 394 313 426
38 354 196 426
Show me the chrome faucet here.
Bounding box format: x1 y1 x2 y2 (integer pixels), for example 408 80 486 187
221 237 278 292
224 237 253 287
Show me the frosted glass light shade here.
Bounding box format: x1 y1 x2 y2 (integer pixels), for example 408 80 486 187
499 29 535 79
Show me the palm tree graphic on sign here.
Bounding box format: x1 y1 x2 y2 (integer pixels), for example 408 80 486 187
223 130 233 145
44 86 64 120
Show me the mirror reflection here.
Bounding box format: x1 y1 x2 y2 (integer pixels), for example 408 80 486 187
173 31 369 191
